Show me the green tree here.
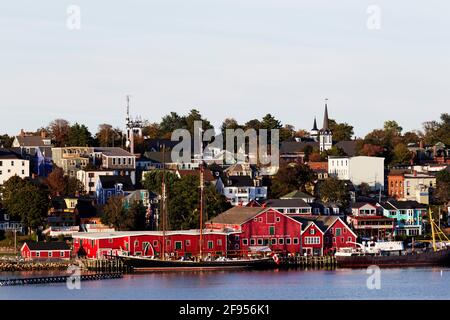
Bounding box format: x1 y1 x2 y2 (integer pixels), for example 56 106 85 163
184 109 214 135
270 164 315 198
2 177 49 232
384 120 403 135
68 123 93 146
358 182 371 196
0 134 13 148
159 112 187 137
316 177 350 208
124 201 147 231
142 170 178 195
260 114 282 130
391 143 413 165
101 195 126 230
328 119 354 142
434 170 450 204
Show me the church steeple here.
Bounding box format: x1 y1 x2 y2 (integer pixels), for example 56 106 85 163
312 117 318 131
322 99 329 131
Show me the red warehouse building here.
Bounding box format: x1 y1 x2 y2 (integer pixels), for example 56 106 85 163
72 230 233 259
293 216 357 255
21 242 71 261
205 207 302 256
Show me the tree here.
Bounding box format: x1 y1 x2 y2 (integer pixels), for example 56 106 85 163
434 170 450 205
124 201 147 230
184 109 214 135
0 134 13 148
95 124 122 147
270 164 315 198
358 143 384 157
358 182 371 196
384 120 403 135
220 118 242 134
159 112 187 137
260 114 282 130
101 196 126 230
68 123 93 146
142 170 178 195
47 119 70 147
1 177 49 232
316 177 350 208
244 119 262 131
143 122 163 139
45 167 84 197
421 113 450 146
328 119 354 142
280 124 295 142
391 143 413 165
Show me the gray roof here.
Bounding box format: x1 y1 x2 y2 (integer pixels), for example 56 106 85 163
226 176 255 187
388 200 427 210
94 147 134 157
207 207 266 225
334 140 358 157
264 198 311 208
24 241 70 251
280 141 318 154
292 216 340 233
14 136 52 147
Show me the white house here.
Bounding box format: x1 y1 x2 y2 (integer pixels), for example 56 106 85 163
222 176 267 206
328 156 385 190
76 169 115 195
0 149 30 185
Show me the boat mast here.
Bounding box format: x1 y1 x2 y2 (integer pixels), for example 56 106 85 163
161 144 167 260
199 163 204 261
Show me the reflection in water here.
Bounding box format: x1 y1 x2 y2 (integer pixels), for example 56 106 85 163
1 268 449 300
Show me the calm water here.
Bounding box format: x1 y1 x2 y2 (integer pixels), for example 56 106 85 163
1 268 450 300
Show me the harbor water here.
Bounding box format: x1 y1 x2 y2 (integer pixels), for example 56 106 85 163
1 267 450 300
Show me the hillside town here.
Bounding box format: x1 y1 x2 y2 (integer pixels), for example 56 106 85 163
0 101 449 261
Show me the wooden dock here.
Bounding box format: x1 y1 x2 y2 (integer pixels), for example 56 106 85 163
81 258 132 273
279 255 337 269
0 272 123 286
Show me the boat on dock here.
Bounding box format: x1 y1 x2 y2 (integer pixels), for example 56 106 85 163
336 209 450 268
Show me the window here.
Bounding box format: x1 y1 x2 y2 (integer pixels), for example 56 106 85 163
11 161 14 166
36 252 40 257
153 240 158 247
60 251 65 257
310 229 315 235
22 161 25 166
217 239 222 246
174 241 182 250
250 239 256 245
293 238 299 245
348 237 352 242
108 238 113 243
333 237 336 243
271 238 277 245
278 238 284 245
286 238 291 245
48 251 52 257
242 239 248 245
112 158 116 165
185 240 191 247
257 238 263 245
341 238 344 243
269 226 275 235
134 240 139 247
276 217 281 222
0 161 2 166
335 228 341 236
343 228 347 234
208 241 214 249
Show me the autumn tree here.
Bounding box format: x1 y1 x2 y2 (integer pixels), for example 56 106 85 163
269 164 315 198
434 170 450 205
316 177 350 208
47 119 70 147
101 196 126 230
45 167 84 197
95 124 123 147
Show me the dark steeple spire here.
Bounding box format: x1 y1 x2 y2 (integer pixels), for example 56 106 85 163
322 98 329 131
312 117 318 131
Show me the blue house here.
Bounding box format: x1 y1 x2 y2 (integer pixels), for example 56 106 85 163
377 200 427 236
96 175 135 205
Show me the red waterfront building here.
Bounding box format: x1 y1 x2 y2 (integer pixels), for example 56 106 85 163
72 230 232 259
21 242 71 261
205 207 302 255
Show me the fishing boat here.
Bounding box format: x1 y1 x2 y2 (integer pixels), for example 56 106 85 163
119 148 276 271
336 209 450 268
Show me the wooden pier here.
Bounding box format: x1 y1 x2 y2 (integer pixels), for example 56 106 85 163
279 255 337 269
0 272 123 287
81 258 132 273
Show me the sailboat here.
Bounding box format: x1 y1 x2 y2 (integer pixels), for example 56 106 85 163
120 149 276 271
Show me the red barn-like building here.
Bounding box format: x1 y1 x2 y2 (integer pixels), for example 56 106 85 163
205 207 302 256
72 230 232 259
21 242 71 261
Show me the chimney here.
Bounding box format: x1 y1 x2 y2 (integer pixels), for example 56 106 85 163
40 130 46 139
413 170 417 177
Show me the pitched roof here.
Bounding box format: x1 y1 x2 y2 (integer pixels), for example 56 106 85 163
281 190 315 200
322 103 330 131
350 202 377 209
334 140 358 157
98 176 134 191
143 151 177 163
177 169 216 182
280 141 318 154
93 147 134 157
15 136 52 147
206 207 266 225
292 216 339 233
264 198 311 208
24 241 70 251
0 149 23 160
388 200 427 209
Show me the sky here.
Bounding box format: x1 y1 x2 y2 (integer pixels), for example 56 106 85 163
1 0 449 138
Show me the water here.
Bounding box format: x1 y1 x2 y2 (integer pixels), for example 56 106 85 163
1 268 450 300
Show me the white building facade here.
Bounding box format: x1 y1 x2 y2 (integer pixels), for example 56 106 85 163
76 169 115 195
328 156 385 190
0 151 30 185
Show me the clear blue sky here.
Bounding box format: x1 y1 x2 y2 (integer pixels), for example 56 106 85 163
1 0 449 137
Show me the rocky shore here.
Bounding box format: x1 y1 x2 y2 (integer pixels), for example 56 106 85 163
0 260 72 272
